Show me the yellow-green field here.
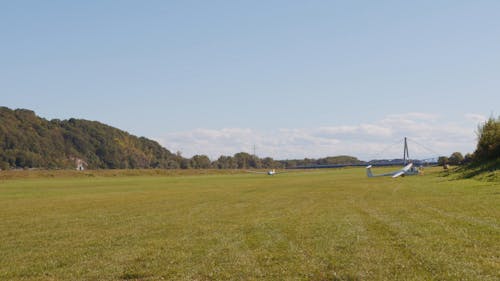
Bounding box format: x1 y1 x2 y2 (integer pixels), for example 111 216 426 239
0 168 498 280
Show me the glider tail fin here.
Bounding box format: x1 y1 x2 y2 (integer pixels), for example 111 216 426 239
366 165 374 177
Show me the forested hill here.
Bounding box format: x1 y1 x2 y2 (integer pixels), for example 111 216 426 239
0 107 180 169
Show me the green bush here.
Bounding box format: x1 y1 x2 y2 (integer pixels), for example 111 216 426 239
474 116 500 162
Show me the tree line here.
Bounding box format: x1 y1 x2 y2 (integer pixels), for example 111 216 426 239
4 106 495 171
0 107 363 170
184 153 363 169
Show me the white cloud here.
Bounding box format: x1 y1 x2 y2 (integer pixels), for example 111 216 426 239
385 112 440 121
155 112 479 160
464 113 487 123
359 124 393 137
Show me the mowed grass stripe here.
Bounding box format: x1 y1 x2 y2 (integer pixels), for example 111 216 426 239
0 168 498 280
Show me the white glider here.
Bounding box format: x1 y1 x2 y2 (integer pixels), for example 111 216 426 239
366 163 419 178
246 169 285 176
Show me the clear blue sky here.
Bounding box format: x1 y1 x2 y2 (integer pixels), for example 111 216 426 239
1 1 499 159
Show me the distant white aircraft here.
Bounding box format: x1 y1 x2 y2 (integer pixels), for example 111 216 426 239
366 163 419 178
246 169 284 176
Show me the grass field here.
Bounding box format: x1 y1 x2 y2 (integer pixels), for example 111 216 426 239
0 168 498 281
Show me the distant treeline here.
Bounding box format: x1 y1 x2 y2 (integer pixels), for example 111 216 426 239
207 154 363 169
0 107 364 170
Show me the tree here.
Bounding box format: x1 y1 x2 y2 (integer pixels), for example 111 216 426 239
474 116 500 162
248 155 262 169
234 152 252 169
261 157 276 168
448 152 464 165
190 155 211 169
463 153 474 164
214 156 237 169
438 156 448 166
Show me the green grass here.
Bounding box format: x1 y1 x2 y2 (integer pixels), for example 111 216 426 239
0 168 498 280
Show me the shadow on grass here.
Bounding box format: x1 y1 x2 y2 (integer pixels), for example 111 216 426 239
443 159 500 182
119 270 150 280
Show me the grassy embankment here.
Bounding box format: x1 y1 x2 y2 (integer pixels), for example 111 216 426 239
453 158 500 182
0 167 498 280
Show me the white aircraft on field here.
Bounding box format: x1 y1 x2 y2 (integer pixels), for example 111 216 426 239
366 137 421 178
246 169 284 176
366 162 419 178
